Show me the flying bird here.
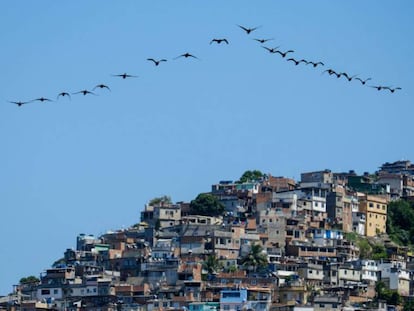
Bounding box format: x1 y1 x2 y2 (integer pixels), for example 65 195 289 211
57 92 71 100
383 86 402 93
238 25 261 34
73 90 96 96
322 69 341 78
275 49 294 58
93 84 111 91
210 38 229 45
369 85 389 91
262 46 281 53
340 73 358 81
8 101 29 107
287 58 308 66
174 53 199 60
307 61 324 68
112 73 138 79
147 58 167 66
354 77 372 85
253 38 273 43
31 97 53 102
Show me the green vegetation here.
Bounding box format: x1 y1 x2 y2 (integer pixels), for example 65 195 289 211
375 280 401 305
387 200 414 246
236 170 263 183
149 195 172 206
240 243 268 272
190 193 225 217
202 254 223 275
19 275 40 285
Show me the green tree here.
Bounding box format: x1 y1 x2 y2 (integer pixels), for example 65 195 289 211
237 170 263 183
403 298 414 311
387 200 414 245
375 280 401 305
358 238 372 259
19 275 40 285
149 195 172 206
190 193 225 217
240 243 268 273
372 243 388 260
202 254 223 275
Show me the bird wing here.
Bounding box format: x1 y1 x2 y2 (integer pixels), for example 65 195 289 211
223 39 229 44
238 25 249 32
147 58 156 63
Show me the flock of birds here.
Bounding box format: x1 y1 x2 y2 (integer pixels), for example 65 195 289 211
7 25 401 107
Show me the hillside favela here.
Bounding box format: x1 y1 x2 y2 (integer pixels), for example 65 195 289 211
3 160 414 311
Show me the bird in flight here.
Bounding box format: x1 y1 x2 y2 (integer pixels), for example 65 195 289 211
307 61 324 68
369 85 389 91
73 90 96 96
31 97 53 102
112 73 138 79
93 84 111 91
323 69 341 78
275 49 295 58
262 46 281 53
340 73 358 82
174 53 199 60
383 86 402 93
253 38 273 43
210 38 229 45
287 58 308 66
354 77 372 85
238 25 261 34
147 58 167 66
9 101 29 107
57 92 71 100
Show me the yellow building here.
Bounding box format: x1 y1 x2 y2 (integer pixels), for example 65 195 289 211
358 194 388 237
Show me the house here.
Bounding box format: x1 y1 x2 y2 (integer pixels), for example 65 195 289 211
220 289 248 311
358 194 388 237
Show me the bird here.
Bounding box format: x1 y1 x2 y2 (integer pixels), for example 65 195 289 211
174 53 199 60
73 90 96 96
210 38 229 45
147 58 167 66
31 97 53 102
322 69 341 78
253 38 273 43
369 85 389 91
262 46 281 53
8 101 29 107
237 25 261 34
93 84 111 91
354 77 372 85
340 73 358 82
112 73 138 79
287 58 308 66
275 49 294 58
57 92 71 100
307 61 324 68
383 86 402 93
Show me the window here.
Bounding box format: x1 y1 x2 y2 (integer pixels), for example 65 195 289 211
53 289 58 294
369 203 374 208
41 289 50 295
224 305 230 311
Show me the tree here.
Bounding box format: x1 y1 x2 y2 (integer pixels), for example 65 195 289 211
202 254 223 275
236 170 263 183
149 195 172 206
19 275 40 285
375 280 401 305
190 193 225 217
240 243 268 273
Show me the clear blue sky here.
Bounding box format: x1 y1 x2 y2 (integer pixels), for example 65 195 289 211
0 1 413 295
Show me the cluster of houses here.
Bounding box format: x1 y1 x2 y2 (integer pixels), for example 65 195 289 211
2 160 414 311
